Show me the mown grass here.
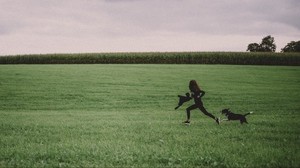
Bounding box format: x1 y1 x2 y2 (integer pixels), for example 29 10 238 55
0 65 299 167
0 52 300 65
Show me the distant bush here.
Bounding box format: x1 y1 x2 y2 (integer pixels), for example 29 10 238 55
281 41 300 52
0 52 299 65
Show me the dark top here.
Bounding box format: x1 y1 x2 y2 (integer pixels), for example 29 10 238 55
191 90 205 105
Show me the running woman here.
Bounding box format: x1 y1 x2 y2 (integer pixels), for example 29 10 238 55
183 80 220 125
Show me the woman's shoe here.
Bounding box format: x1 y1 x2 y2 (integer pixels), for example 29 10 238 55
183 120 190 125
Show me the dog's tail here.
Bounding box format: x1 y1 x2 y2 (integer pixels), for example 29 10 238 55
244 111 253 116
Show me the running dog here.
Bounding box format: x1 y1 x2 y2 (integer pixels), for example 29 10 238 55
175 93 192 110
220 108 253 124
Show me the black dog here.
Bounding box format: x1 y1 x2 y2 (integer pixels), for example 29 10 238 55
175 93 192 110
221 109 253 124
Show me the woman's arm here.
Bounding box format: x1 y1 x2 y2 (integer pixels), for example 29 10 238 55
200 90 206 97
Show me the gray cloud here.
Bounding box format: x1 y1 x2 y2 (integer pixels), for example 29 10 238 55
0 0 299 55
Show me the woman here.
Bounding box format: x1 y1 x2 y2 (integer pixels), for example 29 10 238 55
183 80 220 125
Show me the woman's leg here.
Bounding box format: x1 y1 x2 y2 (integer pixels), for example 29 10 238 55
186 104 198 121
199 106 216 120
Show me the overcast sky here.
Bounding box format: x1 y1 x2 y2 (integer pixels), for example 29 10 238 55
0 0 300 55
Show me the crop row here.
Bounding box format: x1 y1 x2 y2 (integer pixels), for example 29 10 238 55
0 52 299 65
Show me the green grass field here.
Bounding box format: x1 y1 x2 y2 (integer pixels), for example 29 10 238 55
0 64 299 167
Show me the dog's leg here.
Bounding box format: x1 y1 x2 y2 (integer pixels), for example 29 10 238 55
240 119 247 124
240 118 248 124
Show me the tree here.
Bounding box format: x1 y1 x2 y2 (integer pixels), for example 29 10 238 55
247 35 276 52
247 43 260 52
260 35 276 52
281 41 300 52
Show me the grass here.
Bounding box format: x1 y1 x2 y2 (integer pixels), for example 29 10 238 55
0 64 299 167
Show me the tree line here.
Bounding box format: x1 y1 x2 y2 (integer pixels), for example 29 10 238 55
247 35 300 52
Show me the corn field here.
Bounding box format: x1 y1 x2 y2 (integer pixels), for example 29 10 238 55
0 52 299 65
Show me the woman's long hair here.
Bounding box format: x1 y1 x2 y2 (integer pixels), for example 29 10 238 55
189 80 201 92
